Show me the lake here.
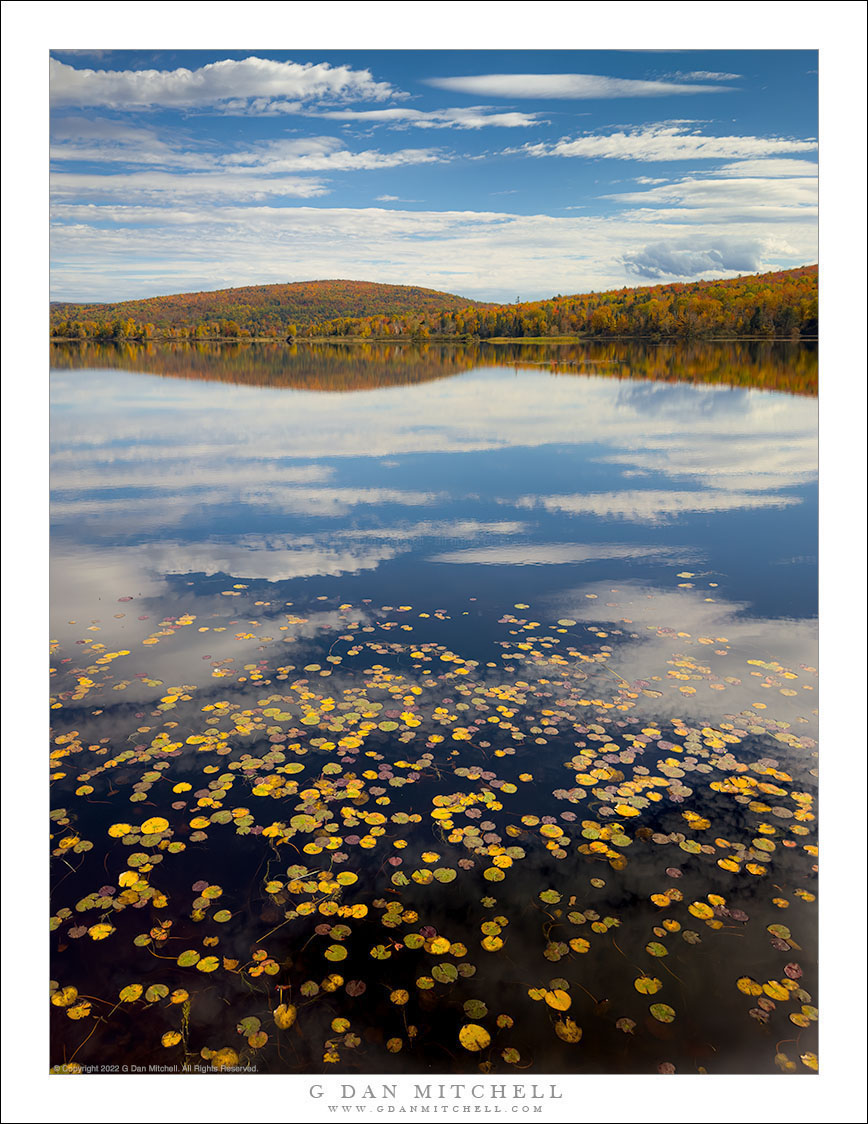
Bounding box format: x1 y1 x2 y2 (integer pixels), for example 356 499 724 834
49 339 818 1075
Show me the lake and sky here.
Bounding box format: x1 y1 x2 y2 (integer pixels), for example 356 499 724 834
48 339 820 1079
5 15 860 1123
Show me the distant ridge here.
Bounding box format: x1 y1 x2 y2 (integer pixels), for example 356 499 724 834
50 266 817 341
50 279 492 336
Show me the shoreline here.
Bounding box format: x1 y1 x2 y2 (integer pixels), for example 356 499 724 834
49 334 818 344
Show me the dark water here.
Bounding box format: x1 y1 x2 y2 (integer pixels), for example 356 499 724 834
49 340 818 1076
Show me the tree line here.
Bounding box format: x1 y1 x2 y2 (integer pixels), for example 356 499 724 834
51 267 817 342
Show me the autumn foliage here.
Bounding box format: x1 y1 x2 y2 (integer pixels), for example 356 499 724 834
50 267 817 341
50 279 492 341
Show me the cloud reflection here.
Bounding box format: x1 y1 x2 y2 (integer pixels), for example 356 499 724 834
546 579 818 734
516 489 799 524
429 543 686 565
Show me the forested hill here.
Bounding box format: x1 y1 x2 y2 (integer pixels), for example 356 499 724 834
51 266 817 341
50 280 492 338
305 266 816 341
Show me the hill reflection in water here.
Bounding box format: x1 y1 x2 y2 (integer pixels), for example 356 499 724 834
50 338 817 396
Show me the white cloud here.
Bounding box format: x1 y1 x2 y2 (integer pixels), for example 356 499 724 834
52 130 445 176
217 137 444 174
522 123 816 163
713 158 818 178
605 175 817 223
51 170 331 202
49 55 399 111
664 71 743 82
621 237 767 278
50 137 445 202
51 116 166 143
425 73 735 98
48 199 818 302
50 117 216 171
314 106 544 129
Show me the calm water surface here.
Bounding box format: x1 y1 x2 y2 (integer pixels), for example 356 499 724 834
49 341 818 1075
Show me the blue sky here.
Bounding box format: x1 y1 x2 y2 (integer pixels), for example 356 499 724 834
49 48 818 302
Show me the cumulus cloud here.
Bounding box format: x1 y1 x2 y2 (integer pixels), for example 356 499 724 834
425 73 735 98
522 123 816 162
621 238 766 279
49 55 399 111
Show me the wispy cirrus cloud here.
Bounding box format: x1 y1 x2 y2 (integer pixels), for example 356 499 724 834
50 123 446 201
313 105 544 129
712 158 818 178
51 49 115 59
49 55 401 112
50 140 445 204
605 175 817 222
50 117 223 170
44 50 818 303
663 70 743 82
521 123 816 163
51 125 447 173
50 170 332 202
424 73 736 99
216 136 445 174
48 201 818 301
